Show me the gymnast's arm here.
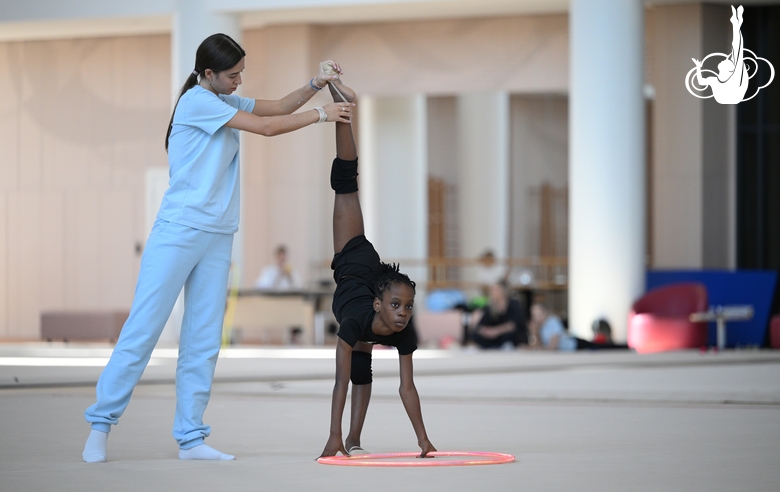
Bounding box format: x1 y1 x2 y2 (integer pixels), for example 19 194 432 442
477 320 516 339
399 353 436 458
319 338 352 458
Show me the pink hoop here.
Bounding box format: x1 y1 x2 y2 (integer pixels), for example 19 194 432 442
317 451 515 467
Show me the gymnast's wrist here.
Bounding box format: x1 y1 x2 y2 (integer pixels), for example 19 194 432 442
310 77 325 91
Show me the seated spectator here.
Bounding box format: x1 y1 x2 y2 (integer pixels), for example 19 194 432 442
476 249 507 288
592 318 613 344
528 303 576 351
255 244 301 290
471 282 528 349
529 303 628 351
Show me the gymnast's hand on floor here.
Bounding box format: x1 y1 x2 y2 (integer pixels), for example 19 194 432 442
319 435 348 458
418 439 437 458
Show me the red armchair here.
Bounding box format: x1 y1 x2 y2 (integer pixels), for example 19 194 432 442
770 315 780 349
627 283 709 353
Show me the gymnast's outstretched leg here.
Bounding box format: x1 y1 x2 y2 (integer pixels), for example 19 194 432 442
330 81 360 254
328 80 373 453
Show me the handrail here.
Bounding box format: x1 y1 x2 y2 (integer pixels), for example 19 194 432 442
311 256 568 291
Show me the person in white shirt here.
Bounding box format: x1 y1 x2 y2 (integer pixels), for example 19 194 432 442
255 244 301 290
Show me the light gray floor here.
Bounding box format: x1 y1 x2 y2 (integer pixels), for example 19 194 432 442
1 344 779 492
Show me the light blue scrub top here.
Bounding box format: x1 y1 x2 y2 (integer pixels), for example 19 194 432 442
540 315 577 351
160 85 256 234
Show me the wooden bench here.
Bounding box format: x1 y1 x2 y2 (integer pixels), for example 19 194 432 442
41 311 129 342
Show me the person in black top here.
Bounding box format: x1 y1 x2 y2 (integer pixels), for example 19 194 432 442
472 282 528 349
318 75 436 459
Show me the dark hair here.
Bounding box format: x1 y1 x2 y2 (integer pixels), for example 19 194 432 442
165 33 246 151
480 250 495 260
494 280 510 296
592 318 612 336
375 262 416 299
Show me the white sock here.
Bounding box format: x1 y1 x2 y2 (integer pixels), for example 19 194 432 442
82 429 108 463
178 444 235 461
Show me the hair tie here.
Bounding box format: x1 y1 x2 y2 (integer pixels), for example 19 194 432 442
191 69 199 76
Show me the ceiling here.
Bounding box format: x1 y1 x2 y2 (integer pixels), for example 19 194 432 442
0 0 776 42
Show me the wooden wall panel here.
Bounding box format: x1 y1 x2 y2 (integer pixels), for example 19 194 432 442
240 26 333 289
0 45 20 192
16 42 50 192
649 5 705 268
0 34 170 339
39 193 65 312
98 191 135 309
112 35 171 300
241 29 273 289
311 15 568 96
509 95 569 259
0 193 7 338
64 191 100 309
0 43 19 337
17 110 43 192
7 193 43 339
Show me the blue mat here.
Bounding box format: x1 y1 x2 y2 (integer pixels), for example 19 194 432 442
646 270 777 347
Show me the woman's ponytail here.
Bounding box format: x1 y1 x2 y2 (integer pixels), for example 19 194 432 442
165 72 200 151
164 33 246 152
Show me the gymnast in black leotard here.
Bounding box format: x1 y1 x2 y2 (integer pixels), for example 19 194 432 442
318 75 436 460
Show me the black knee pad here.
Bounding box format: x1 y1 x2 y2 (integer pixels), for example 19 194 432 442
330 157 359 194
351 351 372 385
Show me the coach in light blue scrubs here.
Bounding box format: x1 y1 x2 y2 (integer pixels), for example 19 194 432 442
82 33 351 463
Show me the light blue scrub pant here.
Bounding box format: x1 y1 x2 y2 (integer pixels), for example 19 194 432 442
84 219 233 449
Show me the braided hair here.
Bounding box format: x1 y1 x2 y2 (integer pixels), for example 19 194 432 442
375 262 416 299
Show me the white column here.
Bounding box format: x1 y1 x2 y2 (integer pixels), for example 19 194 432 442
358 95 428 293
456 92 510 280
569 0 645 341
171 0 240 102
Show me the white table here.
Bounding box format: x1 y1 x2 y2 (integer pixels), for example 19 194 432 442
689 305 754 350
